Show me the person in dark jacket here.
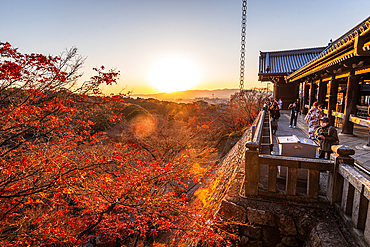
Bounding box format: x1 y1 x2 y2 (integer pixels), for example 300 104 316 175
288 102 298 128
295 98 301 115
314 117 339 159
269 103 280 134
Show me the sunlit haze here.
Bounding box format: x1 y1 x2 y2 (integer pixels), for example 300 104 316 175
148 57 200 93
2 0 370 95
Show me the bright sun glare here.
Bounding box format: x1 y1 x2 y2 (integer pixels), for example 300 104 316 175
148 57 200 93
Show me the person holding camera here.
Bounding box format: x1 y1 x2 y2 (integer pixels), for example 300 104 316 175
314 117 339 159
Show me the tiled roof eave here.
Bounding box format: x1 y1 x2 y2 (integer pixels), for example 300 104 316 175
286 40 355 82
286 17 370 83
258 72 288 76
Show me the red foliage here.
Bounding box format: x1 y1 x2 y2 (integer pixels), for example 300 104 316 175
0 43 231 246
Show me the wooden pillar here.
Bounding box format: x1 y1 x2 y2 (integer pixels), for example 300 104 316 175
273 81 277 100
328 79 339 126
303 82 310 114
309 82 317 108
317 79 327 107
298 82 303 113
342 73 360 134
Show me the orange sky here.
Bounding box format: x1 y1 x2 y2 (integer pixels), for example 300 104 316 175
2 1 370 95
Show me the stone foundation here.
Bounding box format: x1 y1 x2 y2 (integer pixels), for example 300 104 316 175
217 197 349 247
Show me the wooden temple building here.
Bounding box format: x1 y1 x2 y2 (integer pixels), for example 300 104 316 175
258 16 370 137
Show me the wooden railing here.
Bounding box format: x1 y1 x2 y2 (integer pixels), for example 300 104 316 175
243 141 333 201
327 145 370 247
259 154 333 199
252 109 265 146
242 139 370 246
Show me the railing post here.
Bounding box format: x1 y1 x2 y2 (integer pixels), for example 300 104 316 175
244 141 259 196
251 125 256 140
327 145 355 205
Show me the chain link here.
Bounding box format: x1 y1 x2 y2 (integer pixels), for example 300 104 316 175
239 0 247 96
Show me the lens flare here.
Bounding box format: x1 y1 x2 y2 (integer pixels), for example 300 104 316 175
131 116 155 138
148 57 200 93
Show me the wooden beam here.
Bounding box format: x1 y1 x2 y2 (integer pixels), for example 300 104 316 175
355 65 370 75
339 164 370 201
349 114 370 127
259 155 334 171
332 111 345 118
249 191 328 203
335 72 350 79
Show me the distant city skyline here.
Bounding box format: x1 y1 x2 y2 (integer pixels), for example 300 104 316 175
2 0 370 94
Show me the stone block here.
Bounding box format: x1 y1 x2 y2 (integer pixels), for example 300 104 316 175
218 200 247 223
262 226 281 247
281 236 299 246
246 240 263 247
240 236 249 246
296 215 314 236
277 215 298 236
305 222 347 247
247 207 276 226
240 225 262 240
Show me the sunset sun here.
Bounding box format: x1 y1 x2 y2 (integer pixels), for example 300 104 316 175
148 57 200 93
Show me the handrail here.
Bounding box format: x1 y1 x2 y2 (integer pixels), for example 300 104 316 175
349 114 370 127
331 110 370 127
259 154 333 171
331 111 345 118
253 110 265 148
268 113 273 153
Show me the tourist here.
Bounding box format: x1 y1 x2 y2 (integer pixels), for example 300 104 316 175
263 98 271 111
269 102 280 134
314 117 339 159
305 102 324 139
295 98 301 115
288 102 298 128
278 98 283 111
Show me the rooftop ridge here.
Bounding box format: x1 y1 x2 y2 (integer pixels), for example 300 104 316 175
260 47 326 55
287 16 370 81
330 16 370 48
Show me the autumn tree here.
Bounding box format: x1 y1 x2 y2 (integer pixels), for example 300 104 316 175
0 43 229 246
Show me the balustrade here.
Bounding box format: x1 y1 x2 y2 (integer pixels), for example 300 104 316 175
240 109 370 246
328 145 370 247
244 142 333 200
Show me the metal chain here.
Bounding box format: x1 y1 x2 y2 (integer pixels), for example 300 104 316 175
239 0 247 96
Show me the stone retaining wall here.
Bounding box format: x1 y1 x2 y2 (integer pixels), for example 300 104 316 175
217 196 349 247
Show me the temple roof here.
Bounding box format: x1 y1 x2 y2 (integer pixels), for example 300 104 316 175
258 47 326 81
286 16 370 82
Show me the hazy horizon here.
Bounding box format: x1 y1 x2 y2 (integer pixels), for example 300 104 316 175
3 1 370 95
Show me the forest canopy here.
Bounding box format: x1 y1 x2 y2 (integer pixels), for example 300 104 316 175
0 42 265 246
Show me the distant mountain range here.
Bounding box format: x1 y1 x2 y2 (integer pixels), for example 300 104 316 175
131 88 240 100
